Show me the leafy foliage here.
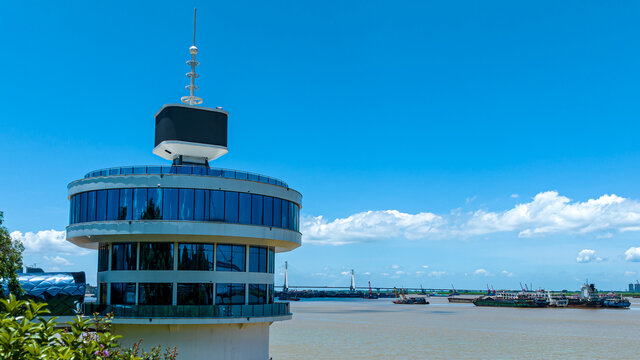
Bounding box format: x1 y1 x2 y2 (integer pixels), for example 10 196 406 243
0 211 24 295
0 294 178 359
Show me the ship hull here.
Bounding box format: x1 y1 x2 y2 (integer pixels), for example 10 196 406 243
473 297 547 308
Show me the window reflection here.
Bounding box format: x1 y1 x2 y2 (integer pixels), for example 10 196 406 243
216 244 245 272
249 246 267 273
248 284 267 305
138 283 172 305
139 242 173 270
178 243 214 271
216 283 245 305
98 243 109 272
177 283 213 305
111 282 136 304
70 189 300 232
99 283 108 304
111 243 137 271
268 248 275 274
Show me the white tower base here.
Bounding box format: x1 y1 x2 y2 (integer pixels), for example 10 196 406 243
113 322 271 360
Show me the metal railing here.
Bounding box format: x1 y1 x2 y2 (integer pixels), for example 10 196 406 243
83 165 289 189
82 302 291 318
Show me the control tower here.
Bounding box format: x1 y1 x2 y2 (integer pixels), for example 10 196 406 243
66 10 302 360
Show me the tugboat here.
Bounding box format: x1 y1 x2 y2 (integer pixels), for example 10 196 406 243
603 294 631 309
392 287 428 304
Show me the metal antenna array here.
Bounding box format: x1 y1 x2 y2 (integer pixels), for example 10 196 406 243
181 8 203 106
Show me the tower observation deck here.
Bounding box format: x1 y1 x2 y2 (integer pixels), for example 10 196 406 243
66 10 302 360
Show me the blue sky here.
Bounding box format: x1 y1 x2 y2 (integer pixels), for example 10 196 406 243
2 1 640 290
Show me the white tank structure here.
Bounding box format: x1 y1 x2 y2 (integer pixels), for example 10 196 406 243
65 10 302 359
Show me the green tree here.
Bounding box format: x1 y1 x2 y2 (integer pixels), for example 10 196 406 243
0 294 178 359
0 211 24 296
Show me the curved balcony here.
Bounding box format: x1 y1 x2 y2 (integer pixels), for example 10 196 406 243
83 302 290 319
82 165 289 189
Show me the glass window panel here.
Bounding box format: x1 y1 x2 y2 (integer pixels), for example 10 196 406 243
268 284 274 304
98 243 109 272
273 198 282 228
138 283 172 305
110 283 136 305
139 242 173 270
222 170 235 178
106 189 119 221
239 193 251 224
235 171 248 180
179 188 195 220
178 243 214 271
109 168 120 176
87 191 96 222
251 194 263 225
121 167 133 175
177 283 213 305
111 242 137 271
217 283 245 305
162 188 179 220
282 200 289 229
249 284 267 305
231 283 246 305
289 202 295 230
249 246 268 273
133 166 146 174
268 248 275 273
194 189 207 221
294 204 299 232
224 192 238 223
99 283 108 304
208 168 222 177
80 192 87 223
177 166 192 175
144 188 163 220
216 244 245 272
210 190 225 221
96 190 107 221
147 166 161 174
118 189 133 220
248 173 259 182
133 188 147 220
259 176 269 184
263 196 273 226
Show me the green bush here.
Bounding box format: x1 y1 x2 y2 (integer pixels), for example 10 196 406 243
0 294 177 359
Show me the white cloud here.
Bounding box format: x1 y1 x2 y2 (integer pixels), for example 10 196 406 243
428 271 446 278
576 249 603 263
625 271 637 276
511 194 519 198
302 210 444 245
596 233 614 239
302 191 640 245
340 271 350 276
625 247 640 262
474 268 491 276
421 265 429 269
391 264 400 269
415 271 425 275
395 270 406 275
501 270 515 277
363 272 371 276
43 255 72 266
380 272 390 277
11 230 89 256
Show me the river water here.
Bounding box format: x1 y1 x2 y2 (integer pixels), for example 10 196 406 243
270 297 640 359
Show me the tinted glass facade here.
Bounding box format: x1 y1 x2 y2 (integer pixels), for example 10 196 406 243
111 282 136 304
249 246 268 273
249 284 267 305
216 244 245 272
69 188 300 231
138 283 173 305
216 283 245 305
177 283 213 305
98 243 109 272
178 244 214 271
139 242 173 270
111 243 136 271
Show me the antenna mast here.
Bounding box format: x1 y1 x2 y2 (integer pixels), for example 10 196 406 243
181 8 203 106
